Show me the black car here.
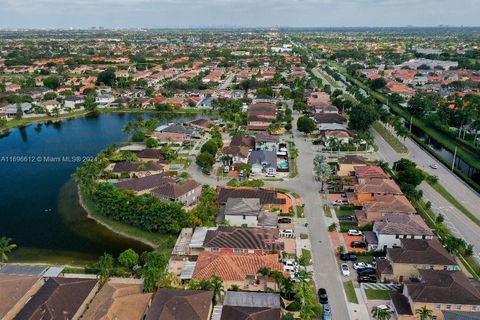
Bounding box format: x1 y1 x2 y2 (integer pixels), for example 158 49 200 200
357 268 376 275
338 215 355 222
317 288 328 304
358 275 377 283
340 253 358 261
278 218 292 224
350 241 367 248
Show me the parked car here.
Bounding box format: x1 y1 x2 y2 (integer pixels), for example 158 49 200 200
332 199 343 205
340 263 350 276
278 217 292 224
284 260 298 273
357 268 376 275
340 253 358 261
280 229 294 238
323 303 332 320
350 241 367 248
318 288 328 304
430 163 439 169
348 229 363 236
338 215 355 221
353 262 374 270
357 275 377 283
376 304 394 312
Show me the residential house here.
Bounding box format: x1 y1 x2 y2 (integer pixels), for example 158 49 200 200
5 103 33 117
110 161 163 175
230 135 255 149
348 178 403 205
145 289 213 320
202 226 284 254
151 179 202 206
42 100 61 113
220 198 277 228
13 278 99 320
216 187 287 212
337 155 367 176
64 96 85 108
355 194 416 226
322 130 353 147
354 165 389 184
192 253 283 291
372 214 434 250
254 133 279 152
136 148 165 161
247 103 277 131
0 275 42 320
248 150 277 175
81 279 152 320
115 173 175 194
219 291 281 320
377 239 459 283
222 145 250 165
393 270 480 320
313 113 348 131
189 118 214 130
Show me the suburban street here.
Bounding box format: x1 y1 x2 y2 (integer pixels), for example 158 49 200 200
372 128 480 262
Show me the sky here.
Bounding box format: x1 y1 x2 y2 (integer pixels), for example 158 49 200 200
0 0 478 29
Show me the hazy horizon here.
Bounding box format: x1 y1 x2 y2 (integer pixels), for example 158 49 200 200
0 0 478 29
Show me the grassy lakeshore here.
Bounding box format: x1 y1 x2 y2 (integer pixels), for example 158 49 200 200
78 185 175 255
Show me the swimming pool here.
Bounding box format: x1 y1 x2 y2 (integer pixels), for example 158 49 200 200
278 160 289 168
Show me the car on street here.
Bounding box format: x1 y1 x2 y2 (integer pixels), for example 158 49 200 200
340 263 350 276
340 253 358 261
318 288 328 304
280 229 294 238
350 241 367 248
357 275 377 283
353 262 374 270
430 163 439 169
348 229 363 236
323 304 332 320
278 217 292 224
357 267 376 275
338 215 355 222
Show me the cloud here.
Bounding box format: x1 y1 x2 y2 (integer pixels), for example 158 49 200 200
0 0 477 28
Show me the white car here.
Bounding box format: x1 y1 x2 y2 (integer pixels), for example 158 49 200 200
353 262 374 270
430 163 439 169
280 229 294 238
340 263 350 276
284 260 298 272
348 229 363 236
375 304 394 312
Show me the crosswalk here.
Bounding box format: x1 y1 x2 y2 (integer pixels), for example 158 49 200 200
362 283 401 291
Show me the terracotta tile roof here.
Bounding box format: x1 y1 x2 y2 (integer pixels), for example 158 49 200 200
230 136 255 148
354 178 402 195
364 194 416 214
145 289 213 320
151 179 201 199
248 103 277 112
0 275 40 319
354 165 389 179
388 239 456 266
193 253 283 281
14 278 98 320
203 226 284 252
375 214 434 236
81 282 152 320
406 270 480 305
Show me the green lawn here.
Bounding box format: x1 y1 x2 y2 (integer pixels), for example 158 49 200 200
343 281 359 304
372 121 408 154
365 289 396 300
301 249 312 264
296 206 304 218
323 205 332 217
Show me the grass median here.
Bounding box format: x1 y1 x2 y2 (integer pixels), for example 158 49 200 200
343 281 358 304
372 121 408 154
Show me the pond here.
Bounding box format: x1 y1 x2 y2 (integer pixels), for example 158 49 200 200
0 112 201 265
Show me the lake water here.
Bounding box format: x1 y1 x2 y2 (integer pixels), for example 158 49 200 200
0 112 199 265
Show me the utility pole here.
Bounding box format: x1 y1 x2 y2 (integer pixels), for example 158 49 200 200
451 146 457 172
409 115 413 133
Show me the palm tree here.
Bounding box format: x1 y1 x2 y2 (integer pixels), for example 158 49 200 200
371 306 391 320
257 267 271 291
0 237 17 262
415 305 433 320
210 275 224 305
313 154 332 191
269 270 285 291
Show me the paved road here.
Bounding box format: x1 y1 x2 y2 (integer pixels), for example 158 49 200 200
372 127 480 262
218 73 234 90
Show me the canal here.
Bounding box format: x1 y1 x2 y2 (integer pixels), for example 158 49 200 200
0 112 199 265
